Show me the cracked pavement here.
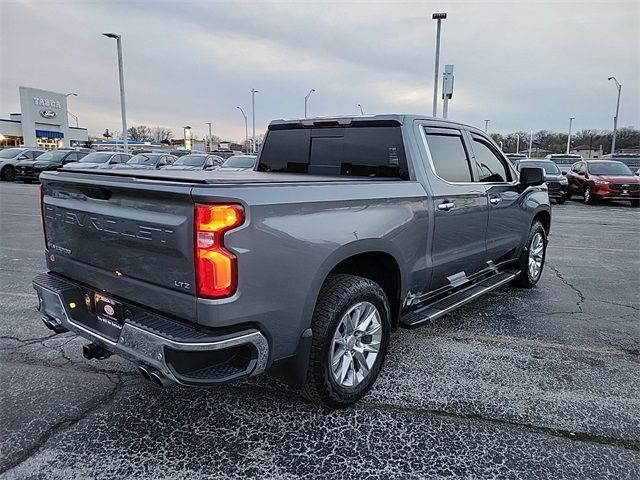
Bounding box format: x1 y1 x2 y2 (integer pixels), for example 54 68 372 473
1 182 639 479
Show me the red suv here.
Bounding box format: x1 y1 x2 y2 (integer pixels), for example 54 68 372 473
566 160 640 207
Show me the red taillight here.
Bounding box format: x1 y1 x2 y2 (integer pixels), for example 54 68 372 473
39 184 47 246
195 204 244 298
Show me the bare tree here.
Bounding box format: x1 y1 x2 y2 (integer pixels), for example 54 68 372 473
152 127 174 144
127 125 153 142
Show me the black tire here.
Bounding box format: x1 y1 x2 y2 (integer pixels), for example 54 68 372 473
513 220 547 288
631 199 640 208
556 196 566 204
1 165 15 181
584 186 596 204
301 274 391 409
565 190 572 201
21 179 33 184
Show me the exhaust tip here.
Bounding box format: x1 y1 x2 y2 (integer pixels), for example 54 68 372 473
138 365 151 381
41 316 68 334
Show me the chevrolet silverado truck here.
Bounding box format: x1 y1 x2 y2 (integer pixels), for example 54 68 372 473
33 115 550 409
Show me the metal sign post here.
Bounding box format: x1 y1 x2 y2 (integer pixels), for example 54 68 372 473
442 65 454 119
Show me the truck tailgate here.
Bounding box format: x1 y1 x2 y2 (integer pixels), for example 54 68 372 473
40 171 198 323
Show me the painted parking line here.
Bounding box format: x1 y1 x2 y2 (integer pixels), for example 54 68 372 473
0 291 37 298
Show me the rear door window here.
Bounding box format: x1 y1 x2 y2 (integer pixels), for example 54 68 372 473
424 129 473 183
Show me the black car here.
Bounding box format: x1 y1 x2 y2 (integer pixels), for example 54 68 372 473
113 153 177 170
15 149 88 183
518 159 568 203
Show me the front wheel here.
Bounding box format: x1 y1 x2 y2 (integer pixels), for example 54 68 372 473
631 199 640 208
1 166 15 181
513 221 547 288
584 186 596 204
565 190 572 201
301 274 390 409
556 196 566 204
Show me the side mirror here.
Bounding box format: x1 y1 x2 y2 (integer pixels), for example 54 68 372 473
519 167 544 187
19 154 28 160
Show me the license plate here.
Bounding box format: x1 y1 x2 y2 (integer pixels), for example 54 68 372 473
95 294 124 328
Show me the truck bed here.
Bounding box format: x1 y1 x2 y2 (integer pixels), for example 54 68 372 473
60 168 397 184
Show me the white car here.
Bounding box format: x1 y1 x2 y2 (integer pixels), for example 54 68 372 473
0 148 45 181
63 151 132 170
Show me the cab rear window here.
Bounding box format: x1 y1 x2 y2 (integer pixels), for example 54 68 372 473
258 126 409 179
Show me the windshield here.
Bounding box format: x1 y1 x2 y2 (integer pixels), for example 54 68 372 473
173 155 205 166
519 161 560 174
221 156 256 168
549 155 582 165
34 151 67 162
0 148 26 159
589 162 633 176
77 152 112 164
127 154 160 165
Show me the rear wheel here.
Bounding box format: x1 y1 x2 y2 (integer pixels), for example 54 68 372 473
301 274 390 409
584 186 596 204
1 166 15 181
513 221 547 288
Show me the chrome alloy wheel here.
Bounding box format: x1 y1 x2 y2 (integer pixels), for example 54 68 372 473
528 232 544 280
330 301 382 388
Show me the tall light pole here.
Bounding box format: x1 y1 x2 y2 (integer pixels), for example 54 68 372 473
237 106 248 153
432 13 447 117
205 122 213 152
608 76 622 154
102 33 128 153
304 89 315 118
65 93 79 128
357 104 364 115
516 134 520 154
484 119 490 132
251 88 259 153
566 117 575 154
528 128 533 158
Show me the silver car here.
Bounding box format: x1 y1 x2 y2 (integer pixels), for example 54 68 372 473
64 151 132 170
0 148 45 181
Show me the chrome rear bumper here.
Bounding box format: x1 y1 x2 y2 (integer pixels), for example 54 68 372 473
33 272 269 385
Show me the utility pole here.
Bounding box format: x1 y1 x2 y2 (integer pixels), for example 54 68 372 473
528 129 533 158
357 104 364 115
566 117 575 154
237 106 248 153
103 33 128 153
516 134 520 154
205 122 212 152
608 77 622 154
432 13 447 117
304 89 315 118
484 119 490 133
251 88 259 153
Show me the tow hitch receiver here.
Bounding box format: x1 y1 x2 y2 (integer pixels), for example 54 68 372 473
82 343 112 360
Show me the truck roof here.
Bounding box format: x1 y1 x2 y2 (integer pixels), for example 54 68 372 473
268 114 483 133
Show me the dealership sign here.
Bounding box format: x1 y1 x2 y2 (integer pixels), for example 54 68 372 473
33 96 62 109
40 109 56 119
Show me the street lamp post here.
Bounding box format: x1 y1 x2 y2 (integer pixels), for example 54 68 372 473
183 126 192 151
516 134 520 154
357 104 364 115
608 77 622 154
251 89 259 153
304 89 315 118
65 93 79 128
528 129 533 158
484 119 490 133
205 122 213 152
566 117 575 154
432 13 447 117
237 106 248 153
102 33 128 153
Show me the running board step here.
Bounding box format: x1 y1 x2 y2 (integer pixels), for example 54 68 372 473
399 270 520 330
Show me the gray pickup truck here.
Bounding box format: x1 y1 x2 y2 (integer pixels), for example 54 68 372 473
33 115 550 409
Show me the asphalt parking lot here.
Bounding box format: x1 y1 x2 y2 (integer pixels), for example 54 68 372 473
1 181 638 479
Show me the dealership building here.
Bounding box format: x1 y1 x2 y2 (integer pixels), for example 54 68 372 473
0 86 88 150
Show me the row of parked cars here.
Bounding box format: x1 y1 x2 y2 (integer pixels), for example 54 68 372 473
505 153 640 207
0 147 257 182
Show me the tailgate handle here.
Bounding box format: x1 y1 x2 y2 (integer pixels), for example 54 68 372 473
81 187 112 200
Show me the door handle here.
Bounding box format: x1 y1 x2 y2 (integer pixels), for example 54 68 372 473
489 197 502 205
437 202 455 211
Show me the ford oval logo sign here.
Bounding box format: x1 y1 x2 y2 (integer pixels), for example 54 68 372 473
40 109 56 119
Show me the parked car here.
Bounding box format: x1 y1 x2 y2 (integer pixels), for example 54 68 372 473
601 153 640 172
217 155 257 171
565 159 640 206
63 152 132 170
505 153 528 166
163 154 224 171
57 147 95 153
210 150 242 160
0 148 44 181
15 149 88 183
518 159 567 203
112 153 177 170
544 154 583 174
33 114 550 409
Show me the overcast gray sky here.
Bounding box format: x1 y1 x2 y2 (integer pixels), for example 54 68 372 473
1 0 638 142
